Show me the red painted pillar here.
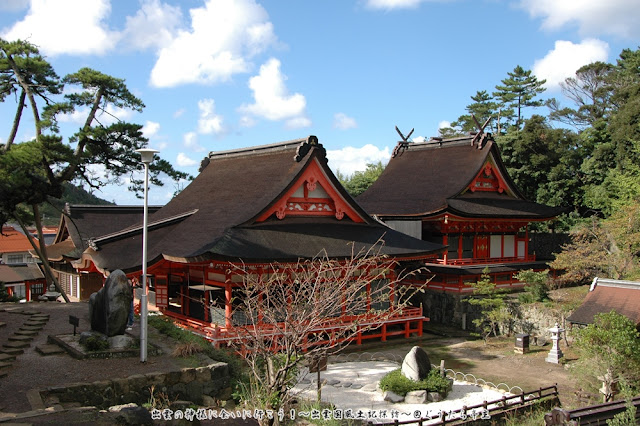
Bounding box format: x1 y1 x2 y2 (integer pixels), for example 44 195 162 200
443 234 448 264
225 283 232 328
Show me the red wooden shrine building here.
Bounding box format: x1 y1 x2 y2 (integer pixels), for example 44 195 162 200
357 132 563 295
66 136 444 345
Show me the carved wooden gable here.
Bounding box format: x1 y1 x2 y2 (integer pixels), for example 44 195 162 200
255 158 365 223
466 157 515 196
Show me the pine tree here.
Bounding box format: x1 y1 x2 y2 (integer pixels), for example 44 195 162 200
493 65 546 130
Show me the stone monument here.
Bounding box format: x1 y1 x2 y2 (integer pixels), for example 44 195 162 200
89 269 132 337
401 346 431 381
545 322 564 364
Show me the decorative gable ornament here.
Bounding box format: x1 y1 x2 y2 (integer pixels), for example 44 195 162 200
256 158 365 223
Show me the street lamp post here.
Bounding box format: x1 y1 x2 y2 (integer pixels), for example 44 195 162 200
136 148 158 363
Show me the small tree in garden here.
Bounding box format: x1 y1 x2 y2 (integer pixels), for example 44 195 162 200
516 269 550 303
572 311 640 402
227 243 428 426
466 268 510 344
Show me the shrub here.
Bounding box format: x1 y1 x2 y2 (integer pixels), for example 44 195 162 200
82 335 109 351
379 369 450 397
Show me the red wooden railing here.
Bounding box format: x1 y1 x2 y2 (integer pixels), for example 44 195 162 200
436 254 535 266
162 306 426 350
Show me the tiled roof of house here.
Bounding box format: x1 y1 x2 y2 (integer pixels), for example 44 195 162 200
567 278 640 326
0 227 34 254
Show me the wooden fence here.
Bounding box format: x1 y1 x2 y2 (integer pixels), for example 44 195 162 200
545 395 640 425
368 385 558 425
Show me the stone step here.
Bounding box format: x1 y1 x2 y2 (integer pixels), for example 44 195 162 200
1 347 24 356
0 370 7 378
0 353 16 362
24 320 47 326
21 309 42 316
14 329 38 336
3 341 30 349
0 361 11 370
9 334 34 342
0 322 5 328
36 344 66 356
20 325 44 331
30 315 49 321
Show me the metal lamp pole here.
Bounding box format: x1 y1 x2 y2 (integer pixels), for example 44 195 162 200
136 148 158 363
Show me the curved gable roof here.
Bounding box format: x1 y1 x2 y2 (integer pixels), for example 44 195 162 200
86 136 444 272
358 134 562 219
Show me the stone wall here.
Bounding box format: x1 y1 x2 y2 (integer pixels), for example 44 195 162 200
38 362 231 409
418 290 575 343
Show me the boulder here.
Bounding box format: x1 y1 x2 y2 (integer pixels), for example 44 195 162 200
382 390 404 403
401 346 431 381
405 390 427 404
89 270 132 337
108 335 135 349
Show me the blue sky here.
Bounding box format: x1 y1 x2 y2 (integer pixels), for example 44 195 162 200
1 0 638 205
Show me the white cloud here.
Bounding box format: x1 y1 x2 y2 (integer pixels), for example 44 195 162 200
197 99 224 135
438 120 451 129
57 104 133 126
365 0 449 10
533 39 609 91
519 0 640 40
239 116 257 128
333 113 358 130
149 0 278 87
183 131 205 152
239 58 309 126
173 108 186 119
141 121 161 138
121 0 183 51
326 144 391 177
176 152 198 167
285 117 312 129
2 0 117 56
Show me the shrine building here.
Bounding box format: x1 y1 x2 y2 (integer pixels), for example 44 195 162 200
357 132 563 321
57 136 444 346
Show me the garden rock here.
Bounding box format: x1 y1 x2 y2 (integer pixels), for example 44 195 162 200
405 390 427 404
89 269 132 337
401 346 431 381
428 391 443 402
383 390 404 403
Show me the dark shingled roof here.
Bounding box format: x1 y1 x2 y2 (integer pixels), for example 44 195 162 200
568 278 640 326
86 136 445 272
47 205 161 260
357 134 563 219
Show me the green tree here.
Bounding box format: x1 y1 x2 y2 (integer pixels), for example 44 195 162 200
572 311 640 402
0 38 189 301
494 65 546 130
515 269 550 303
496 115 584 216
337 161 385 197
452 90 500 134
551 202 640 283
466 268 510 344
547 61 615 130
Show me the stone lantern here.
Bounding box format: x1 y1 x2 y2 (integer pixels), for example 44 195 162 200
545 322 564 364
